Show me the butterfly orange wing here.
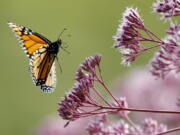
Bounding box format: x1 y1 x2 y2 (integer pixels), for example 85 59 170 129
8 22 51 58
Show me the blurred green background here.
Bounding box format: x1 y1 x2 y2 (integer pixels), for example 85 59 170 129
0 0 168 134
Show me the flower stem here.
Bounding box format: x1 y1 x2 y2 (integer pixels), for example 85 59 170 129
156 127 180 135
125 116 142 134
99 80 120 105
96 65 120 105
145 28 163 42
140 38 163 44
102 106 180 114
92 87 112 107
143 44 161 51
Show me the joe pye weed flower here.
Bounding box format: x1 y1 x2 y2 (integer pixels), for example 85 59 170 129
56 0 180 135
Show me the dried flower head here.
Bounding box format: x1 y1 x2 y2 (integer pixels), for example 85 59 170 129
87 115 167 135
150 23 180 78
58 54 130 124
87 114 130 135
153 0 180 18
80 54 101 74
113 120 130 135
140 118 167 135
58 54 102 121
167 23 180 37
113 7 163 66
86 115 107 135
113 8 145 65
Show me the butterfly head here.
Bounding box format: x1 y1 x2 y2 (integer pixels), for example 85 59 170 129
55 39 62 47
54 28 67 49
49 28 65 54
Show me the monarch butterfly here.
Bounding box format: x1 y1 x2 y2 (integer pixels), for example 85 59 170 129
8 22 63 93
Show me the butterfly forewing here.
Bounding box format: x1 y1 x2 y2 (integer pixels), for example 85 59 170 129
8 22 51 58
41 62 56 93
30 47 48 85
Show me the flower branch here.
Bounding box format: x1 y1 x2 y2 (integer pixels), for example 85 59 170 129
58 54 180 135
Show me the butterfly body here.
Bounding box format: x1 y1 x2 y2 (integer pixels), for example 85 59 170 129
48 40 61 55
8 22 61 93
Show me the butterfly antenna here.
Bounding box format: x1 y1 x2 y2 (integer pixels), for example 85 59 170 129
56 57 62 73
62 42 69 48
58 28 67 40
61 45 70 54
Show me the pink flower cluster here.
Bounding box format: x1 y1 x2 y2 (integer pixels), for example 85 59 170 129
113 8 145 66
87 115 167 135
58 54 101 120
58 55 172 135
115 68 180 126
113 3 180 79
150 23 180 78
58 54 129 122
153 0 180 18
87 115 130 135
113 8 162 66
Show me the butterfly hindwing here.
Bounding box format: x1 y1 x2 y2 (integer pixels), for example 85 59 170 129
41 62 56 92
30 47 56 92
